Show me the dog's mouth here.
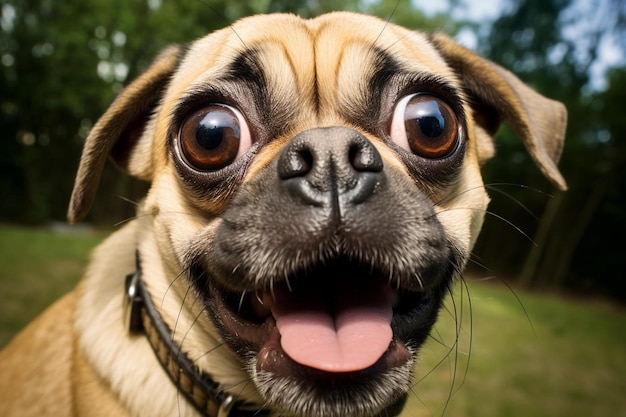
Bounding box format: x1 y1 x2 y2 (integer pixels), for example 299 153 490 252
207 257 439 379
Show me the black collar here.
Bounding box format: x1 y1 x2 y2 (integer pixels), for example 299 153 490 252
124 253 269 417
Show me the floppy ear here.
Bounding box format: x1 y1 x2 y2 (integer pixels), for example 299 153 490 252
430 32 567 191
67 45 183 224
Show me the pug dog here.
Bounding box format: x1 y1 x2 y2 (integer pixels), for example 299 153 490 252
0 12 566 417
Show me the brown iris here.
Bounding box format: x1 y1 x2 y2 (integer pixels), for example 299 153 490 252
179 105 242 171
402 95 458 159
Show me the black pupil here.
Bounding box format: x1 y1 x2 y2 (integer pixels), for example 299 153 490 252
417 103 445 138
196 110 239 150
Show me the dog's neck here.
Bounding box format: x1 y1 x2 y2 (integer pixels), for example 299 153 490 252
124 252 270 417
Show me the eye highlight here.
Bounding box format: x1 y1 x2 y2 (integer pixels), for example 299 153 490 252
178 104 252 171
390 94 459 159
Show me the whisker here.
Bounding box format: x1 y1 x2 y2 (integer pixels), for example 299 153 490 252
431 207 538 246
190 307 226 364
406 386 433 417
414 292 457 387
433 184 488 206
194 0 245 48
467 253 491 272
172 284 193 346
371 0 400 48
439 284 461 417
485 185 539 219
415 273 425 290
378 30 414 57
179 306 206 360
269 277 275 300
484 210 537 246
498 278 536 336
452 276 473 394
221 378 255 399
171 283 194 417
113 209 207 227
113 216 140 227
192 342 226 370
238 291 247 315
485 182 554 198
115 194 141 207
111 195 145 227
162 265 193 309
434 182 553 213
469 274 498 282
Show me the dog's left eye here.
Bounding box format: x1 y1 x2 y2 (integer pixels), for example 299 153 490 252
390 94 459 159
179 104 252 171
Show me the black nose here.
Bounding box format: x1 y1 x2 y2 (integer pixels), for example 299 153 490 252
277 127 384 209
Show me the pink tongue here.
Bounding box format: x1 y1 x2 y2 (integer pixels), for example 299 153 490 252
268 283 393 373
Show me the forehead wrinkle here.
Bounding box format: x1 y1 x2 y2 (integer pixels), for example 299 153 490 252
253 40 316 114
310 16 459 125
230 14 317 92
173 14 317 98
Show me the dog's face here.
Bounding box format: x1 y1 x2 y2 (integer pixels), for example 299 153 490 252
69 12 566 417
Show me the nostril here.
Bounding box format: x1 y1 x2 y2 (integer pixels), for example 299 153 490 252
349 142 383 173
277 127 385 208
299 150 314 175
278 148 314 180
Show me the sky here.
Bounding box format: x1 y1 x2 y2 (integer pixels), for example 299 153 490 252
410 0 625 90
412 0 505 22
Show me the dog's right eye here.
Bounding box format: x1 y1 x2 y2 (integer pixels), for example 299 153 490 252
179 104 251 171
390 94 459 160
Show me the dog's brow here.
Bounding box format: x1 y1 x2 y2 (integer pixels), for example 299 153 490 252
369 47 464 104
222 47 266 85
342 47 466 134
168 46 291 151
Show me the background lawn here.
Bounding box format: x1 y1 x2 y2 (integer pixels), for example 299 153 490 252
0 225 624 416
0 224 105 344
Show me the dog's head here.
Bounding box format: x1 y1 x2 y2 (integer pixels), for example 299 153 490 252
69 12 566 417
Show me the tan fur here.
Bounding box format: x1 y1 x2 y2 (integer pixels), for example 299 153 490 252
0 12 566 417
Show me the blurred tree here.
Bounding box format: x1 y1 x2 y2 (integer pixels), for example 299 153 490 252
0 0 348 224
366 0 454 31
1 0 235 223
471 0 626 299
569 68 626 298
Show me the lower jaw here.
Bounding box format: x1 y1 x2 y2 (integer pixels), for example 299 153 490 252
251 348 415 417
244 318 416 416
210 298 418 416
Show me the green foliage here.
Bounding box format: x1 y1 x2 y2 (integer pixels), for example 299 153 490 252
471 0 626 300
366 0 454 32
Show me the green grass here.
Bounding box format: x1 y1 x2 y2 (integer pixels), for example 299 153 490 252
404 281 626 416
1 225 624 416
0 224 105 345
